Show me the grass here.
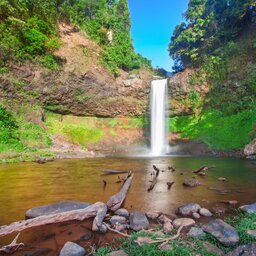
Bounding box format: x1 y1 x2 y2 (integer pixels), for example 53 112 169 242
169 108 256 150
95 213 256 256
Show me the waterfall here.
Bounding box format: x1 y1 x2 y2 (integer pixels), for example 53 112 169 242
150 79 169 156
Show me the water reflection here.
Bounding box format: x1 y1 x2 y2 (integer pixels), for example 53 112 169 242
0 156 255 225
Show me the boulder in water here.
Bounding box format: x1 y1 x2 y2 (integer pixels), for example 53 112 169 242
25 200 91 219
177 203 201 216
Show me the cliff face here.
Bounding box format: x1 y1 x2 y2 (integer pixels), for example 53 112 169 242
0 24 153 117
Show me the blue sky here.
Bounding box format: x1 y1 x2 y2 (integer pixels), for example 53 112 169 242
128 0 189 71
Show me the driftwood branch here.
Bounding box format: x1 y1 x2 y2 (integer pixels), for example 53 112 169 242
0 202 107 237
0 233 24 254
101 170 130 175
103 223 130 238
153 165 160 176
193 165 215 174
107 173 134 211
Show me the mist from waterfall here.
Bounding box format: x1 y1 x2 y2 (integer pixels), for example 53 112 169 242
150 79 169 156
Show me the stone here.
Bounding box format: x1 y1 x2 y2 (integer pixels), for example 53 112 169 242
110 250 128 256
183 179 201 187
59 241 85 256
177 203 201 216
225 242 256 256
146 211 161 220
247 230 256 238
110 215 127 225
115 208 129 218
244 138 256 157
212 206 227 216
203 242 224 256
218 177 227 181
199 208 213 217
192 212 200 219
158 214 172 224
26 200 91 219
163 221 173 234
130 212 149 231
239 203 256 214
173 218 195 228
115 224 129 232
187 227 206 238
202 219 240 246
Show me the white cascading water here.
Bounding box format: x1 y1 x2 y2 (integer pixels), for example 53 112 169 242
150 79 169 156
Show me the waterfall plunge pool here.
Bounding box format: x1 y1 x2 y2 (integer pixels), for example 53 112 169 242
0 156 255 226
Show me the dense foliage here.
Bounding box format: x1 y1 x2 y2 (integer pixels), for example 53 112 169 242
0 0 151 74
169 0 256 70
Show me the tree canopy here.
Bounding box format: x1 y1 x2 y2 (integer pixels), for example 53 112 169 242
169 0 256 71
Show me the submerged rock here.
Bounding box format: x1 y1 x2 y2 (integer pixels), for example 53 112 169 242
173 218 195 228
183 179 201 187
225 242 256 256
59 241 85 256
239 203 256 214
26 200 91 218
202 219 240 246
130 212 149 231
177 203 201 216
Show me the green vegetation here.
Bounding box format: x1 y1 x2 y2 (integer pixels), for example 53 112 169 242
95 213 256 256
0 0 151 75
168 0 256 150
169 107 256 150
0 105 51 153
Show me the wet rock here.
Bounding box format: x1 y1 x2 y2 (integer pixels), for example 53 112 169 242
146 211 161 220
218 177 227 181
173 218 195 228
130 212 149 231
239 203 256 214
110 250 128 256
212 206 227 216
115 224 129 232
244 138 256 157
59 241 85 256
183 179 201 187
202 219 240 246
203 242 224 256
199 208 213 217
187 227 206 238
225 242 256 256
226 243 256 256
115 208 129 218
192 212 200 219
163 221 173 234
158 214 172 224
247 230 256 238
26 200 91 218
110 216 127 225
177 203 201 216
220 200 238 206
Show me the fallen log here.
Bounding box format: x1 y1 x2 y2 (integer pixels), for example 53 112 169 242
193 165 215 174
0 202 107 237
107 172 134 211
148 173 157 192
167 182 174 190
101 170 130 175
0 233 24 254
153 165 160 176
